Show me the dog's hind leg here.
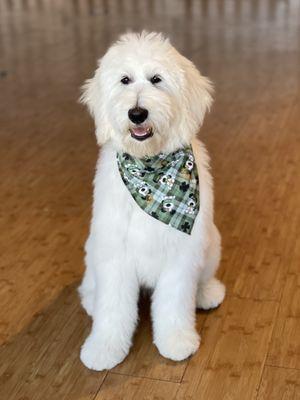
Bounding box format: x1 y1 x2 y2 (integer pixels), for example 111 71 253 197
196 224 225 310
196 277 225 310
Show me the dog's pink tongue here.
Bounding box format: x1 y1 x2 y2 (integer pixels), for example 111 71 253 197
132 127 148 136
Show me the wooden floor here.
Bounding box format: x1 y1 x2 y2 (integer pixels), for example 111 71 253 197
1 0 300 399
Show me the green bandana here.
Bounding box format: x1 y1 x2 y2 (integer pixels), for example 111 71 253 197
116 146 200 234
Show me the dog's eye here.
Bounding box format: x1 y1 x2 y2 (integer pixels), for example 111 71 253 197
150 75 162 85
121 76 131 85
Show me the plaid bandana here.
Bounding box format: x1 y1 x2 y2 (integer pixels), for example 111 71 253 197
116 146 199 234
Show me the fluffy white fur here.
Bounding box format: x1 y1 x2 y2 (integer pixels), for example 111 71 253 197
78 31 225 371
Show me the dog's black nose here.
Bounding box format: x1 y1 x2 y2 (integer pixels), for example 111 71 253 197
128 107 148 124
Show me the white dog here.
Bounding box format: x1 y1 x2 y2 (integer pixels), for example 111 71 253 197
78 31 225 371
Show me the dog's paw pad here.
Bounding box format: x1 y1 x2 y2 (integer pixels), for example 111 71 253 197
80 335 128 371
155 330 200 361
197 277 225 310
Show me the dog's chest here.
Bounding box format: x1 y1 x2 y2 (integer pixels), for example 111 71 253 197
92 144 206 287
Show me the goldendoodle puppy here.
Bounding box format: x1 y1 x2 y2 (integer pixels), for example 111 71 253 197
79 31 225 371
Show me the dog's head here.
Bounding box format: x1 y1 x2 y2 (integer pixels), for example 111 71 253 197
81 31 213 157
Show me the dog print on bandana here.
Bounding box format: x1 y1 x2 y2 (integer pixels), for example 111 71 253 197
117 146 200 234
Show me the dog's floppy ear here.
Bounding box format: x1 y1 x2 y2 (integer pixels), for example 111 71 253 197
182 58 213 129
80 63 111 145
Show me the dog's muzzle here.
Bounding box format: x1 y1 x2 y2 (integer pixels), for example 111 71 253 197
128 107 153 141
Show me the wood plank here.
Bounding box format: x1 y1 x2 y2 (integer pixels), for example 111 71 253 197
0 224 86 345
176 297 277 400
95 373 180 400
257 366 300 400
0 285 105 400
267 273 300 369
214 99 300 302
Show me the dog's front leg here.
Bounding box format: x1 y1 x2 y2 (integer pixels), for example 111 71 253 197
80 260 139 371
152 261 200 361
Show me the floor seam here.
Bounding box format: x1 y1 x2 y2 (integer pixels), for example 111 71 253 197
91 371 109 400
264 364 300 372
255 272 287 399
109 370 182 384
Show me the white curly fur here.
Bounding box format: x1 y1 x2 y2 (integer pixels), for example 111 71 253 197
78 31 225 371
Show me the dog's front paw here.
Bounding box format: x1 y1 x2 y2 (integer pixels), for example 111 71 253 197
80 334 128 371
155 329 200 361
197 277 225 310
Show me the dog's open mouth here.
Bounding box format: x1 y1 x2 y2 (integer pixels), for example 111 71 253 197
130 127 153 141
